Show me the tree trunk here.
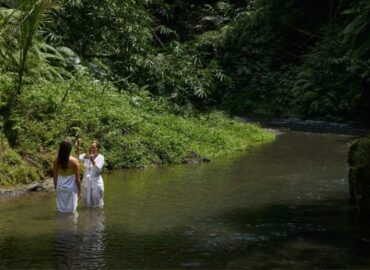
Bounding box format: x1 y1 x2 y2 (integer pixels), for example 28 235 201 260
361 78 370 127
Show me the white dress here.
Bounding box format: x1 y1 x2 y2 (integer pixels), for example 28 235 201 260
79 154 105 208
56 175 78 213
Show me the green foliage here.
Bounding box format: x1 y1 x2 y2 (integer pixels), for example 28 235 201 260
43 0 227 105
3 0 370 185
211 0 370 121
0 1 60 85
0 73 13 109
293 34 369 121
46 0 153 83
0 0 65 146
6 76 273 175
219 0 299 115
342 0 370 58
348 135 370 168
0 133 40 186
148 0 236 40
4 0 357 122
130 44 225 104
0 66 274 185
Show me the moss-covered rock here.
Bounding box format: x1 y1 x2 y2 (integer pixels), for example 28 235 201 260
348 135 370 216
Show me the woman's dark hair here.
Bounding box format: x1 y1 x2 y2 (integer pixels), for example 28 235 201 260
91 141 101 150
57 140 72 169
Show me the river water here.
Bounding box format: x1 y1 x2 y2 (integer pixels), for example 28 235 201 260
0 131 368 269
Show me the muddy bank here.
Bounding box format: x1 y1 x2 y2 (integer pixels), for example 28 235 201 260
0 179 54 201
245 116 368 135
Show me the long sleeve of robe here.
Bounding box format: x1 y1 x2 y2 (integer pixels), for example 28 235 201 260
79 154 105 208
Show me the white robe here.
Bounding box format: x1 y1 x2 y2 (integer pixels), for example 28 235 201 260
79 154 105 208
56 175 78 213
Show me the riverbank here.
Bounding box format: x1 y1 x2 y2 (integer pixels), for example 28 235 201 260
0 76 275 188
0 127 275 201
245 116 369 135
0 125 276 201
0 179 54 202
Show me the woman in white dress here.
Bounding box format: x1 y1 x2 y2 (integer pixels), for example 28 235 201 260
76 139 105 208
53 140 81 213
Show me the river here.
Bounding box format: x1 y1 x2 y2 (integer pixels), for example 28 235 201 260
1 131 368 269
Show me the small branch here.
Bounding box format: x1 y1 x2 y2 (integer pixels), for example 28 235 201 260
60 79 75 104
152 31 165 48
83 53 123 59
286 23 324 39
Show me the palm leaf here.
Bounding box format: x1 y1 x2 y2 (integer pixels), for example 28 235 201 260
0 0 59 93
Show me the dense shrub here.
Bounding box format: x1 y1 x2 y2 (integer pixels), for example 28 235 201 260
0 134 42 186
292 35 368 121
0 75 274 185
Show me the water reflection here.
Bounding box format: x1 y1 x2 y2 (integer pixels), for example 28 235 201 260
78 209 106 269
54 210 106 269
55 212 79 269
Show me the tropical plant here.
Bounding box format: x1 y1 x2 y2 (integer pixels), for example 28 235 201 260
342 0 370 57
0 0 62 145
0 0 59 93
293 34 365 121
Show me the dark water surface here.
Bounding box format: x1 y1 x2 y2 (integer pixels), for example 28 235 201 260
0 131 368 269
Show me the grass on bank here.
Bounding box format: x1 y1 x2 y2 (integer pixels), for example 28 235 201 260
0 75 275 186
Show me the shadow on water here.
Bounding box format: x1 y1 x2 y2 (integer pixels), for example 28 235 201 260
211 200 363 269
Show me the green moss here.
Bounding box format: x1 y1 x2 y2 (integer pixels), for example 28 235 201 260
348 136 370 167
348 135 370 214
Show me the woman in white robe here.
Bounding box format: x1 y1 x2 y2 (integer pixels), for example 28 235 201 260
77 139 105 208
53 140 81 213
